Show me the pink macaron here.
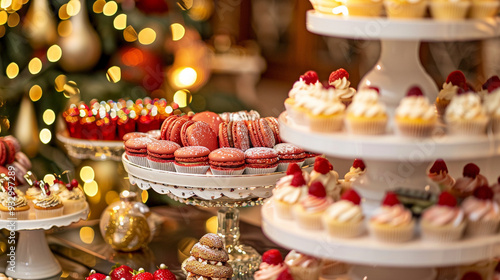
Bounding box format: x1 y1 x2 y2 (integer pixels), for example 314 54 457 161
244 147 278 174
124 137 155 167
209 148 246 175
147 140 181 171
174 146 210 174
273 143 306 172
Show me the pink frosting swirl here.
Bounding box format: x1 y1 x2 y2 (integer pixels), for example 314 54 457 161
370 205 413 226
300 195 331 213
422 205 464 227
254 262 286 280
453 174 488 194
462 197 500 221
428 171 455 191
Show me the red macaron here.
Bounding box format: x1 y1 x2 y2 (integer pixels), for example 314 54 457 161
122 132 148 141
169 117 189 145
209 148 246 175
147 140 181 171
174 146 210 174
160 115 178 141
181 121 218 151
192 111 223 135
219 121 250 151
265 117 281 144
124 137 154 166
0 139 15 165
273 143 306 172
244 147 279 174
247 119 275 148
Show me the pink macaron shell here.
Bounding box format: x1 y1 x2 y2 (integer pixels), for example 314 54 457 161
192 111 223 135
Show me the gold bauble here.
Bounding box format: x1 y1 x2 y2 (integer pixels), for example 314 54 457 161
13 97 39 157
22 0 58 49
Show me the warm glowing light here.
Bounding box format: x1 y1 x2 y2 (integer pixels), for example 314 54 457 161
63 80 80 97
173 67 197 88
39 128 52 144
106 66 121 83
11 0 21 10
105 190 119 205
187 0 213 21
6 62 18 79
0 0 12 10
79 227 95 244
29 85 42 101
92 0 105 13
205 216 217 233
43 174 56 185
138 28 156 45
80 166 95 183
7 12 19 27
141 190 148 203
59 4 70 20
103 1 117 16
28 57 42 75
113 13 126 30
55 74 67 92
178 0 193 10
332 5 348 15
123 25 137 42
165 106 173 114
83 180 98 197
0 11 7 25
43 109 56 125
173 90 192 108
171 23 185 41
47 45 62 62
58 21 72 37
66 0 81 16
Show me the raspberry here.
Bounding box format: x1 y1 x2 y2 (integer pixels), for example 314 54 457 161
290 172 306 187
352 159 366 171
367 86 380 94
277 268 294 280
328 68 349 84
473 185 493 200
437 191 457 207
300 71 319 85
406 86 424 97
482 75 500 90
429 159 448 174
446 70 467 90
286 163 302 176
309 181 327 198
382 192 400 206
313 157 330 175
463 163 480 178
341 189 361 205
262 249 283 265
488 81 500 93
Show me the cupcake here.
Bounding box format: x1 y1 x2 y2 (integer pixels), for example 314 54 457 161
345 87 388 135
316 0 342 14
451 163 488 200
33 181 64 219
445 90 489 135
427 159 456 192
254 249 287 280
58 179 86 215
299 85 346 133
284 250 321 280
25 180 42 209
146 140 180 171
320 260 349 279
462 185 500 237
274 143 306 172
341 158 366 192
293 181 332 230
483 85 500 134
309 157 341 201
49 179 67 195
0 189 29 220
273 172 308 220
395 86 437 137
369 192 415 243
435 70 468 116
429 0 471 19
476 75 500 101
420 191 466 242
384 0 427 18
328 68 356 107
184 233 233 280
274 163 310 192
343 0 384 16
244 147 279 174
469 0 499 18
323 189 364 238
286 71 322 126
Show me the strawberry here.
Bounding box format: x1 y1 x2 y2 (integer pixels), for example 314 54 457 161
153 264 176 280
352 158 365 171
463 163 480 178
313 157 330 175
110 264 133 280
473 185 493 200
461 271 482 280
328 68 349 84
309 181 327 198
482 75 500 90
290 172 306 187
286 163 302 176
300 71 319 85
437 191 457 207
132 268 154 280
277 268 294 280
262 249 283 265
86 270 108 280
446 70 467 90
429 159 448 174
341 189 361 205
406 86 424 97
382 192 400 206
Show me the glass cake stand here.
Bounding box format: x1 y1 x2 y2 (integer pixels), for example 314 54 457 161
56 131 124 161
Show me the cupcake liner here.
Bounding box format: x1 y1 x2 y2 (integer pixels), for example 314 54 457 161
274 199 294 220
62 199 86 215
384 0 427 18
277 160 305 172
290 265 322 280
446 118 488 135
148 159 176 172
396 120 436 137
465 219 500 237
321 260 349 277
420 220 466 242
346 117 387 135
307 114 344 133
127 154 149 167
369 220 415 243
469 1 499 18
345 1 383 16
35 207 64 219
293 205 324 230
491 117 500 134
323 217 365 238
1 209 30 220
245 166 278 175
210 167 246 176
174 164 210 175
429 1 470 20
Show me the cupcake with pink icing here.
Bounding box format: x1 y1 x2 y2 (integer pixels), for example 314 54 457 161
369 192 415 243
444 90 489 135
395 86 437 137
273 172 308 220
427 159 455 192
342 158 366 192
345 87 388 135
293 181 332 230
420 191 466 242
328 68 356 107
254 249 287 280
284 250 321 280
309 157 341 201
286 71 322 126
323 189 365 238
451 163 488 200
462 185 500 237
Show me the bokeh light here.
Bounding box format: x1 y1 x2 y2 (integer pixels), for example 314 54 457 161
171 23 185 41
92 0 105 13
103 1 117 16
28 57 42 75
83 180 98 197
173 67 197 88
173 90 192 108
113 14 126 30
55 74 67 92
66 0 81 16
7 12 19 27
123 25 137 42
29 85 42 101
106 66 121 83
80 166 95 183
165 106 173 114
105 190 119 205
141 190 148 203
59 4 70 20
79 227 95 244
6 62 18 79
138 28 156 45
47 45 62 62
58 21 73 37
0 11 7 25
39 128 52 144
43 109 55 125
43 174 56 185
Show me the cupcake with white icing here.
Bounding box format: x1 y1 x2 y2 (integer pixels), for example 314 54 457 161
345 87 387 135
33 181 64 219
395 86 437 137
328 68 356 107
445 91 488 135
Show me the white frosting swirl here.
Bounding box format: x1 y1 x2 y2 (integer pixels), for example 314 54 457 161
288 79 322 99
34 194 62 208
346 89 386 118
483 89 500 117
370 205 413 226
253 262 286 280
294 93 345 116
273 186 307 204
59 188 85 201
445 93 486 120
330 77 356 100
324 200 363 223
396 96 436 120
274 172 310 191
26 187 41 198
2 195 28 208
462 197 500 221
422 205 464 227
438 82 459 100
284 250 320 268
310 170 341 200
344 167 365 183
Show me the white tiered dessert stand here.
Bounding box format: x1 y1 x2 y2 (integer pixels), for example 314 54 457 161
0 204 89 279
262 11 500 280
57 131 124 161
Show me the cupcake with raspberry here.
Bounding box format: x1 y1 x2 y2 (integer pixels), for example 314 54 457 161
274 163 310 192
342 158 366 192
299 84 346 133
369 192 415 243
462 185 500 237
58 179 86 215
395 86 437 137
328 68 356 107
323 189 365 238
49 178 67 195
293 181 332 230
254 249 287 280
273 172 308 220
469 0 499 18
284 250 321 280
420 191 466 242
309 157 341 201
427 159 456 192
445 90 488 135
435 70 468 116
483 84 500 134
286 71 322 126
345 87 388 135
451 163 488 200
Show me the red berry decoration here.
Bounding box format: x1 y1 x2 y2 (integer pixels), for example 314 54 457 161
309 181 327 198
290 172 306 187
488 81 500 93
382 192 400 206
132 269 154 280
86 270 108 280
437 191 457 207
314 157 330 175
328 68 349 84
482 75 500 90
446 70 468 90
463 163 480 178
341 189 361 205
110 264 133 280
323 83 336 90
153 264 176 280
429 159 448 174
367 86 380 94
406 86 424 97
473 185 494 200
262 249 283 265
286 163 302 176
461 271 482 280
300 71 319 85
277 268 294 280
352 158 366 171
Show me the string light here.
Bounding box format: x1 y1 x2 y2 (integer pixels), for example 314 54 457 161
113 14 126 30
28 57 42 75
106 66 121 83
39 128 52 144
83 180 98 197
59 4 70 19
29 85 42 101
0 11 7 24
43 109 55 125
80 166 95 183
123 25 137 42
171 23 185 41
92 0 105 13
103 1 117 16
47 45 62 62
6 62 18 79
138 28 156 45
66 0 81 16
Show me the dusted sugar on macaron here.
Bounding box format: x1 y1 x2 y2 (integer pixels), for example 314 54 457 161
395 86 437 137
328 68 356 107
342 158 366 192
254 249 287 280
58 179 86 215
265 117 282 145
184 233 233 280
122 132 148 142
174 146 210 174
244 147 279 174
209 148 246 175
247 119 276 148
124 137 154 167
462 185 500 237
323 189 364 238
191 111 223 135
309 157 341 201
284 250 321 280
451 163 488 200
146 140 180 171
274 143 306 172
436 70 468 116
218 121 250 151
286 71 322 126
0 187 29 220
33 181 64 219
420 191 466 242
181 121 219 151
273 172 308 220
293 181 332 230
369 192 415 243
445 91 488 135
427 159 456 192
483 85 500 134
345 87 388 135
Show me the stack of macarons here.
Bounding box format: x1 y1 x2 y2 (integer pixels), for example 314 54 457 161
0 136 32 186
160 115 218 151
